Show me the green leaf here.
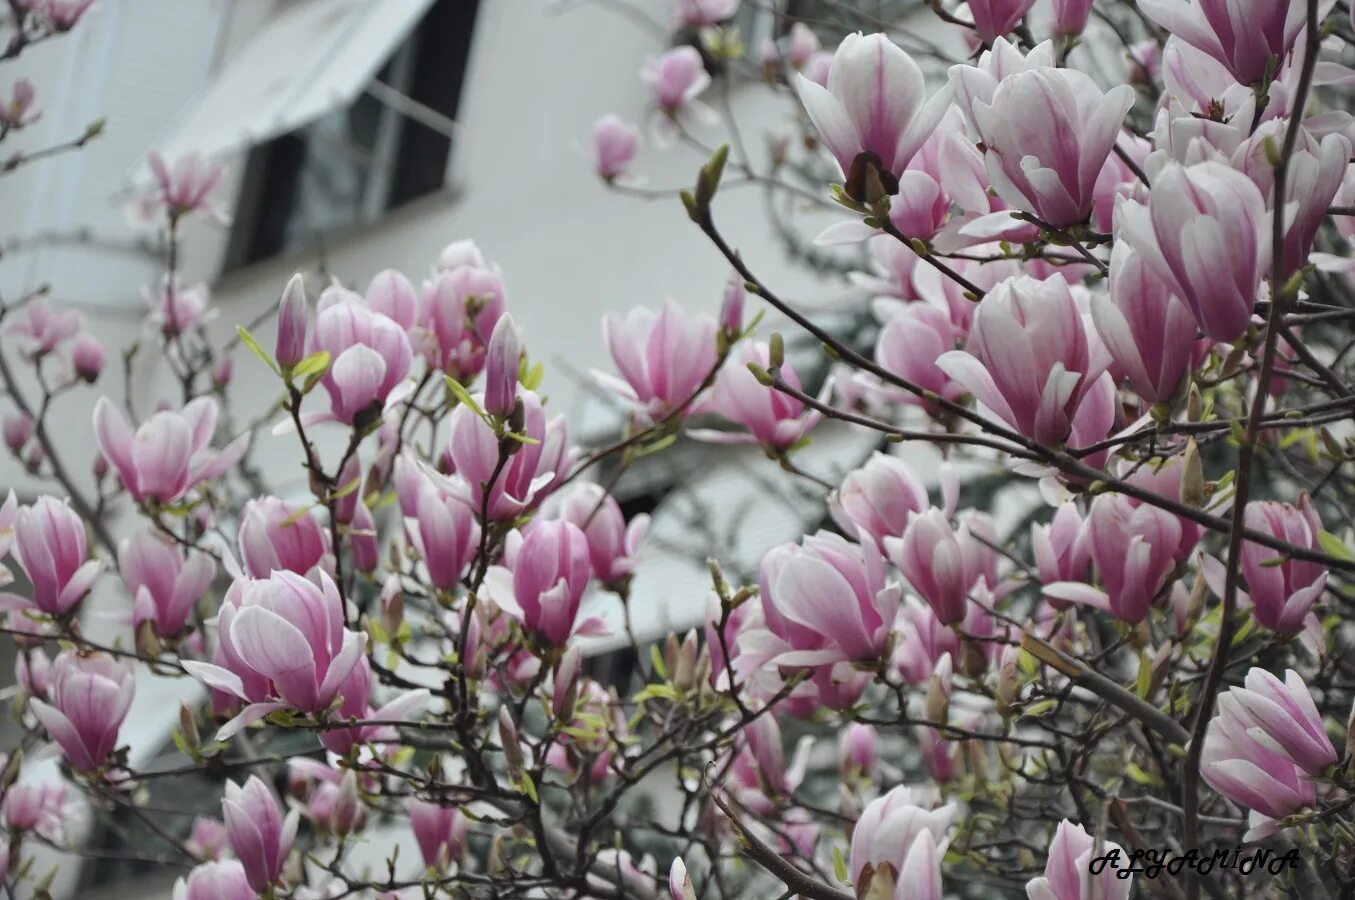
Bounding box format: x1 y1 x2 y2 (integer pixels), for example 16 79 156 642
1136 650 1151 698
520 772 538 803
1021 699 1058 718
635 434 678 460
1318 530 1355 563
833 847 849 886
237 325 281 376
503 430 541 446
292 351 331 380
1126 762 1160 786
444 375 492 426
650 644 668 679
520 359 544 391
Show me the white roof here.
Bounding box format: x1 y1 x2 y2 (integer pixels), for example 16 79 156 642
148 0 436 165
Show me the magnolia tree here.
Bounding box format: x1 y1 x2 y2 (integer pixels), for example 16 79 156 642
4 0 1355 897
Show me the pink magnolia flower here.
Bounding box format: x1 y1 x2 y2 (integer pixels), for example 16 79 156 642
483 313 520 417
364 269 420 332
185 816 230 861
1238 496 1327 634
306 768 362 836
1202 669 1329 839
848 786 953 893
1045 493 1181 623
237 496 333 579
36 0 95 31
147 151 226 220
69 333 104 382
222 776 299 892
966 0 1037 46
674 0 737 27
794 33 950 198
874 302 965 411
172 860 256 900
400 465 480 591
407 797 469 870
317 686 429 757
1232 123 1350 277
310 299 413 427
183 570 369 739
756 530 901 669
1140 0 1323 86
120 527 215 639
597 299 718 422
484 520 595 647
276 274 309 369
0 495 101 617
2 411 32 454
1113 160 1270 342
1050 0 1093 37
670 858 697 900
2 781 65 841
1026 820 1132 900
917 725 957 783
839 722 879 779
829 451 929 549
551 482 650 588
421 262 508 379
1031 502 1090 591
1093 242 1199 405
93 395 245 505
143 276 212 337
1 297 83 355
30 652 134 772
644 46 714 124
939 275 1109 445
701 341 822 449
442 387 571 520
893 597 960 686
0 78 38 128
593 115 642 182
886 508 987 625
16 646 51 698
954 61 1133 228
1120 457 1202 563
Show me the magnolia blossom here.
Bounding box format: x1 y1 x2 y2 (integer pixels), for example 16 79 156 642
222 776 299 892
1093 242 1199 404
0 297 83 356
953 61 1133 227
874 302 964 411
400 465 480 591
422 261 508 378
1026 820 1132 900
172 860 256 900
1202 668 1332 839
237 496 333 578
310 298 413 426
965 0 1037 47
1 781 65 841
848 786 952 895
147 151 226 219
365 269 420 332
2 411 31 454
69 332 104 382
755 531 900 675
597 299 719 422
1045 493 1181 623
1031 502 1090 592
1113 160 1270 342
185 816 230 861
120 527 215 639
644 46 715 141
1237 496 1327 634
794 33 951 198
93 396 245 505
938 275 1109 445
30 652 134 772
1140 0 1320 85
184 571 369 739
552 482 650 588
829 451 929 548
701 341 822 449
0 496 101 617
839 722 879 779
1050 0 1093 37
442 387 570 519
485 520 597 646
407 797 469 870
593 114 641 182
144 276 213 336
0 78 38 128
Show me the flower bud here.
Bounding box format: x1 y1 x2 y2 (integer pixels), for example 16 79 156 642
484 314 520 418
2 411 32 455
275 273 308 369
70 333 105 382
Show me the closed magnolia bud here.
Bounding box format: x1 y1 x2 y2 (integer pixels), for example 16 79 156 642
1187 382 1203 421
499 705 524 776
672 631 699 692
331 769 361 836
71 333 105 382
135 617 163 658
23 442 44 472
212 354 234 389
552 646 582 721
179 702 200 752
924 671 950 724
996 652 1020 714
720 270 744 337
276 273 308 369
2 411 32 454
1180 439 1205 507
483 314 520 418
379 577 404 638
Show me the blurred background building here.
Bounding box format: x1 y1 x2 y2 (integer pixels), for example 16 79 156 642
0 1 975 896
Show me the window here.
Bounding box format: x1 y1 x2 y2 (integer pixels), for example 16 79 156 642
225 0 478 269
